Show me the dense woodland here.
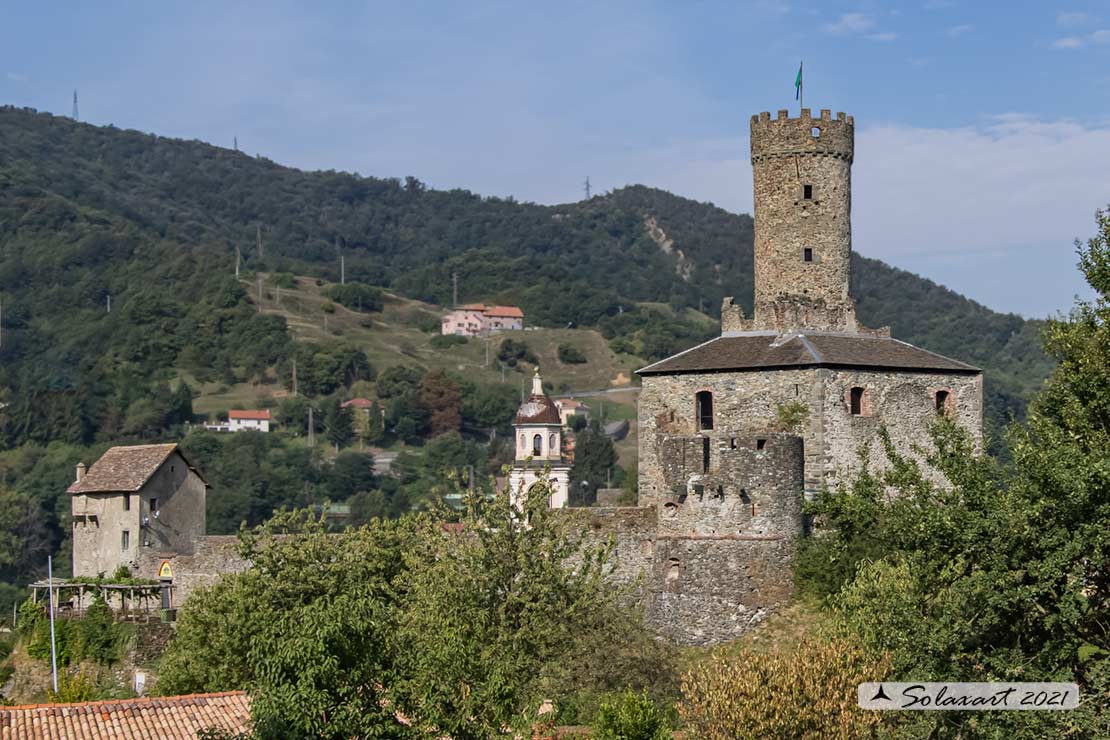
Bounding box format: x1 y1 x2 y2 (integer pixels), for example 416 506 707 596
0 106 1056 609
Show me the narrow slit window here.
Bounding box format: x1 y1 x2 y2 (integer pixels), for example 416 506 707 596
123 495 130 512
695 391 714 431
935 390 951 415
701 437 711 473
802 183 814 200
803 247 814 262
850 387 865 416
121 530 130 551
150 498 157 514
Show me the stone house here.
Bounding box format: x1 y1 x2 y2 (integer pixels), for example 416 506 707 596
69 444 208 578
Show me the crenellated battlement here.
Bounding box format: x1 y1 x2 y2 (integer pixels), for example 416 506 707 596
750 108 854 163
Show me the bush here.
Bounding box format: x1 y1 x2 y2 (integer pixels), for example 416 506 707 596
497 338 536 367
324 282 384 313
430 334 468 349
592 690 672 740
269 272 296 289
679 635 890 739
321 301 336 314
774 400 809 432
557 343 587 364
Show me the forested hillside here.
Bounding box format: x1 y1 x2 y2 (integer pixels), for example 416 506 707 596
0 106 1056 598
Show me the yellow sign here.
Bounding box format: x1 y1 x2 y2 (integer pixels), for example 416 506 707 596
158 560 173 579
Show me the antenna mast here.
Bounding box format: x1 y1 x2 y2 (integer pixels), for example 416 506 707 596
583 176 590 199
72 90 78 121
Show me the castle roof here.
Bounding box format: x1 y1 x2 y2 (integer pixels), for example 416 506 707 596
0 691 250 738
67 443 207 494
637 331 980 376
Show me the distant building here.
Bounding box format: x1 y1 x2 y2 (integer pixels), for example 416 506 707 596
228 409 271 433
69 444 208 578
440 303 524 336
341 397 376 438
508 370 571 509
553 398 590 427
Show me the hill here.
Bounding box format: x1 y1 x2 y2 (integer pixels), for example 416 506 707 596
0 105 1053 448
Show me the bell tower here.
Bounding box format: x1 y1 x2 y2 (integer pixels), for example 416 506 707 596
745 108 858 333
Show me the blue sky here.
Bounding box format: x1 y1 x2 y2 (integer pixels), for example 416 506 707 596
3 1 1108 318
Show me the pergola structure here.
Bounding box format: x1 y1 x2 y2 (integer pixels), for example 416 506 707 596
28 579 169 620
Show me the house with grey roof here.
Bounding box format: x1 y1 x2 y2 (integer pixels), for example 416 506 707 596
69 443 208 578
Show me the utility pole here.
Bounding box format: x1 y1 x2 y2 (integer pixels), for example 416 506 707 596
47 555 58 694
256 224 264 260
341 254 345 285
584 176 590 199
485 339 489 367
307 406 315 447
452 272 459 308
257 276 262 313
235 247 240 279
1 295 3 349
291 358 298 396
72 90 78 122
233 135 238 151
106 295 111 313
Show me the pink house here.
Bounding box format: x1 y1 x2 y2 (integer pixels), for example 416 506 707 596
441 304 524 336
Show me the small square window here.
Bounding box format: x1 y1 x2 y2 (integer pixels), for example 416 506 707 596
756 438 767 450
803 248 814 262
802 184 814 200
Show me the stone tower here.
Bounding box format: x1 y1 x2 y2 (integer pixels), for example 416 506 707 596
727 108 862 334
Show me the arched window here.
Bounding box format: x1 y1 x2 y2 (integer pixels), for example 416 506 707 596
532 434 543 455
935 390 952 415
695 391 714 431
549 433 557 452
849 386 866 416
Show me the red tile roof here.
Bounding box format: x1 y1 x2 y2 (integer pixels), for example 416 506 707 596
229 409 271 420
485 305 524 318
0 691 251 739
68 444 179 494
341 398 375 409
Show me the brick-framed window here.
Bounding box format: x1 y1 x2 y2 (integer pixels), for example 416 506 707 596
849 386 871 416
935 389 954 416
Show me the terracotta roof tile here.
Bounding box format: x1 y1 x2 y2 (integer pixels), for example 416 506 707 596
228 409 271 420
637 332 979 376
0 691 250 739
515 394 562 425
67 444 179 494
485 305 524 318
341 398 375 409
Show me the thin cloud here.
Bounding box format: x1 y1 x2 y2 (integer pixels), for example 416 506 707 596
867 31 899 42
947 24 974 37
823 13 875 35
1057 12 1089 27
1094 30 1110 43
1052 36 1085 49
5 72 27 82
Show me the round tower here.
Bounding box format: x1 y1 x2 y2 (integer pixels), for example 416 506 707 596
749 108 857 333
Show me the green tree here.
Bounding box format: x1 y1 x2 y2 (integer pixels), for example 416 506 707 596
322 398 354 452
569 421 618 505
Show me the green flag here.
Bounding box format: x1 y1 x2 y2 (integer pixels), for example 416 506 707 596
795 62 803 100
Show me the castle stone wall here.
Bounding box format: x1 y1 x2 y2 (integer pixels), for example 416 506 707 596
133 535 249 608
639 367 982 501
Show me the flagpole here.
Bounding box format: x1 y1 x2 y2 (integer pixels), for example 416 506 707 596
799 60 804 113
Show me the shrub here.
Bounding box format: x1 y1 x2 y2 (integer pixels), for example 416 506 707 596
775 400 810 432
48 667 97 703
497 338 536 367
324 282 384 313
430 334 468 349
321 301 336 314
679 635 890 739
269 272 296 289
557 343 587 364
592 689 672 740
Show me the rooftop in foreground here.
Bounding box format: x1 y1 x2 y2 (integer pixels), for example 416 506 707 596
0 691 250 739
637 331 980 376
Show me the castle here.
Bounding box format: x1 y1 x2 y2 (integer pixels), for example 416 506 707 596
70 106 983 646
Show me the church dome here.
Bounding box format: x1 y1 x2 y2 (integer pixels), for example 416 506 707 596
514 370 562 425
